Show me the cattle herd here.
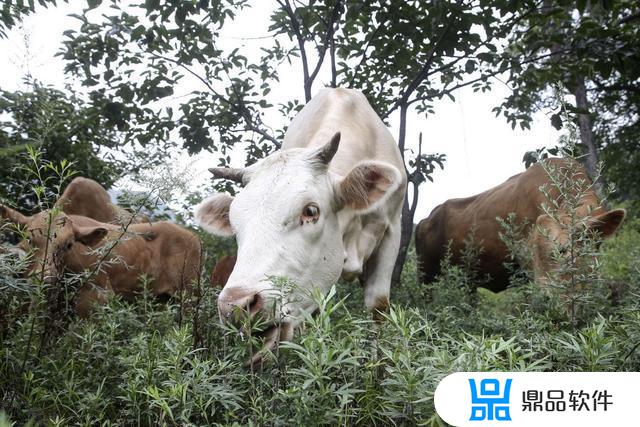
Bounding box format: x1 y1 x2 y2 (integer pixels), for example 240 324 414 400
0 177 201 317
0 88 626 366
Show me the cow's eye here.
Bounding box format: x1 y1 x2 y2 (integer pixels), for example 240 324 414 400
301 203 320 224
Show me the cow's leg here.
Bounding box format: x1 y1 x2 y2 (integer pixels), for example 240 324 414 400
416 253 439 304
343 215 386 281
362 219 401 321
360 220 399 378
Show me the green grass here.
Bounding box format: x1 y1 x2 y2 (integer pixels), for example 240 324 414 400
1 227 640 426
2 150 640 425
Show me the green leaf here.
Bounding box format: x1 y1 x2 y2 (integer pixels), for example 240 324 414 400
465 60 476 73
550 113 563 130
576 0 587 14
86 0 101 10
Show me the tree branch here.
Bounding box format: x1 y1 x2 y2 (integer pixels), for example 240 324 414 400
149 52 280 148
382 22 453 119
306 0 343 91
149 52 218 97
407 49 574 107
330 27 337 87
619 11 640 24
408 132 423 220
216 51 281 148
277 0 312 101
592 79 640 94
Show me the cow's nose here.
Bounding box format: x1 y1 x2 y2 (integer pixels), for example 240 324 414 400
218 288 265 322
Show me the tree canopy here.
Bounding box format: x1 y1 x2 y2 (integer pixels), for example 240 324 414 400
1 0 64 38
58 0 544 283
495 0 639 196
2 0 638 276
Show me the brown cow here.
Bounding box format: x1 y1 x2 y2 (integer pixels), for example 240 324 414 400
209 255 236 287
415 158 625 292
55 177 146 224
0 205 201 317
1 177 144 275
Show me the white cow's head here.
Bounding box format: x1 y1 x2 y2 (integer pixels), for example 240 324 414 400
195 133 401 364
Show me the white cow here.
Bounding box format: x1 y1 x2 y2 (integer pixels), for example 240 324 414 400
196 88 406 365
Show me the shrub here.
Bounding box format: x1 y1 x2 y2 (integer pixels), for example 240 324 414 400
1 150 640 425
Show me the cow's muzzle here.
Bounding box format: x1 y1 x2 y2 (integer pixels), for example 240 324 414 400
245 320 293 368
218 287 293 367
218 288 267 323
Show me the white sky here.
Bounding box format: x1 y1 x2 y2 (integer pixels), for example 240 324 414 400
0 1 560 221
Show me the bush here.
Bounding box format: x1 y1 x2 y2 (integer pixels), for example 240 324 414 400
2 152 640 425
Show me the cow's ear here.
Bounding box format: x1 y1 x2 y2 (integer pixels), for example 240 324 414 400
587 208 626 238
74 225 109 246
335 161 402 211
0 204 30 227
532 214 560 243
195 194 235 236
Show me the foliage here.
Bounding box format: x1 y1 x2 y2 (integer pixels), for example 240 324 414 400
497 0 639 128
0 0 64 38
3 230 639 424
537 160 611 325
58 0 543 283
495 0 640 190
0 83 124 213
60 0 273 164
600 216 640 295
2 153 640 425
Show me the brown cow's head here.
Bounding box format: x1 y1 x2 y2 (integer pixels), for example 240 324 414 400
0 205 108 281
530 208 625 285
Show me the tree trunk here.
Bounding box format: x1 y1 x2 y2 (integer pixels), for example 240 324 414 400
540 1 600 182
392 192 413 287
573 75 604 193
391 103 411 286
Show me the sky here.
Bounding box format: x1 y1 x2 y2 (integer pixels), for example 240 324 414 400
0 1 561 221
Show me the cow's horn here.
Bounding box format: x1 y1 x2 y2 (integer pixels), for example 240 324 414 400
208 167 245 183
317 132 341 164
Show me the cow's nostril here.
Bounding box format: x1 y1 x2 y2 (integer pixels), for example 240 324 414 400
219 289 268 323
246 293 263 316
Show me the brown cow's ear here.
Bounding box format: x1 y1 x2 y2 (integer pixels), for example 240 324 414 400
335 161 402 211
587 208 626 238
74 225 108 246
532 214 559 243
534 214 555 229
195 194 235 237
0 204 30 227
